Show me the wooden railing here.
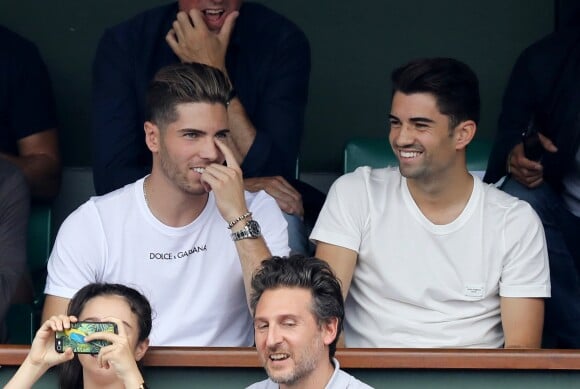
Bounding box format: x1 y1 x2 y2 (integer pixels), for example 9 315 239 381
1 346 580 370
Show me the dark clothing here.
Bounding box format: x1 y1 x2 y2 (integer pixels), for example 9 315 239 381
485 24 580 348
0 159 29 341
484 25 580 186
0 25 58 155
92 2 312 195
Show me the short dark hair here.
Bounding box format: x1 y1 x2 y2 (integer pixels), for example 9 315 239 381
59 283 152 389
391 57 480 129
250 255 344 358
146 62 231 129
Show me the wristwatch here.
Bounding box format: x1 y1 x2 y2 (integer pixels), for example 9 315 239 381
231 219 261 241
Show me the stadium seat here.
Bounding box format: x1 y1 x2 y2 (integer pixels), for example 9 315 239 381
344 137 492 177
5 205 52 344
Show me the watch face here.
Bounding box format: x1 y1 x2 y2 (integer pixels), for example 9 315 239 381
247 220 261 236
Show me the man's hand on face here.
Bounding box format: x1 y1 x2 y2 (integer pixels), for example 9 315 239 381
200 138 249 222
508 133 558 188
244 176 304 218
166 8 239 72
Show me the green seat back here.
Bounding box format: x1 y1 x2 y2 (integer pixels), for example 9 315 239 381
27 205 52 277
5 205 52 344
343 137 492 174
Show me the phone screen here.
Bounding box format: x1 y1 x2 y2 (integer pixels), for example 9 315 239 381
55 321 118 354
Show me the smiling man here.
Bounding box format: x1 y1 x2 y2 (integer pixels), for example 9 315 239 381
311 58 551 348
92 0 322 255
43 63 289 346
248 255 372 389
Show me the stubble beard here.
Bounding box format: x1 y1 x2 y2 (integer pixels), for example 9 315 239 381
158 145 207 196
265 335 325 386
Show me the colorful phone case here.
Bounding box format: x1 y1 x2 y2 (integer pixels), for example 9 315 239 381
55 321 117 354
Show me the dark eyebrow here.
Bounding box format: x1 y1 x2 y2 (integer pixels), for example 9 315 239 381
409 117 436 124
177 128 204 134
215 129 230 136
388 114 400 121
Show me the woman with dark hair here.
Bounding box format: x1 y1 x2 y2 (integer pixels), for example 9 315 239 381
5 283 152 388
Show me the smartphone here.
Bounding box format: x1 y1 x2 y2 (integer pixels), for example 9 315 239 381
521 120 543 161
55 321 117 354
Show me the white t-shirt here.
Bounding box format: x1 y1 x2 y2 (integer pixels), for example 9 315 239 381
311 167 550 348
45 177 289 346
246 358 373 389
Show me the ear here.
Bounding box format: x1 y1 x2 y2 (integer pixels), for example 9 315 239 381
144 121 161 153
134 338 150 362
454 120 476 151
321 317 339 347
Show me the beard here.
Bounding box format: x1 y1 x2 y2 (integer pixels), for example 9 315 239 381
157 141 208 196
264 334 326 386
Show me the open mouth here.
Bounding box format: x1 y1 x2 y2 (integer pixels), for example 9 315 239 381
202 9 225 22
399 150 423 159
192 167 205 174
269 353 290 361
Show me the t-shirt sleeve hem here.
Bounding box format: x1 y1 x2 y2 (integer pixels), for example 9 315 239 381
310 230 360 253
499 283 551 298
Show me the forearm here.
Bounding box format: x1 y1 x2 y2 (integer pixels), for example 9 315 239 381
226 97 256 164
233 234 272 306
4 357 51 389
501 297 544 348
0 153 60 201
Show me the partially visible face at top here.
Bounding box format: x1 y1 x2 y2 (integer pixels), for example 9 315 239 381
388 91 460 183
77 295 148 385
148 101 229 197
253 287 336 388
178 0 243 32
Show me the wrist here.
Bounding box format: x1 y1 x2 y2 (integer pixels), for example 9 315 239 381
227 211 251 229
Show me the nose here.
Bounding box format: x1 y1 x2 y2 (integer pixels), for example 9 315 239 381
391 123 414 147
199 137 221 161
266 325 283 348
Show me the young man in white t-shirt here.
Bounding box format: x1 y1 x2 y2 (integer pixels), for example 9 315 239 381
42 63 289 346
311 58 550 348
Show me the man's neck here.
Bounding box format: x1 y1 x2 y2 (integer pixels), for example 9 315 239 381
144 174 209 227
406 168 474 225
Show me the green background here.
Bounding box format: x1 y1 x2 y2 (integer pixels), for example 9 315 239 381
0 1 556 173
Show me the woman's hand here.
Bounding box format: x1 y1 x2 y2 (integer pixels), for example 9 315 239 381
28 315 77 368
4 315 76 389
84 317 145 388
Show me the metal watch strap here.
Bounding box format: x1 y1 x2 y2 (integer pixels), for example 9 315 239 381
231 220 261 241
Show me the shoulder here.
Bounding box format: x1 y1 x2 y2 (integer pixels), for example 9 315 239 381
69 180 138 221
245 378 276 389
0 25 42 64
477 179 542 232
479 179 534 214
334 370 373 389
100 3 176 42
0 160 25 186
516 27 580 71
236 3 308 46
239 3 303 31
245 188 276 204
331 166 400 192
